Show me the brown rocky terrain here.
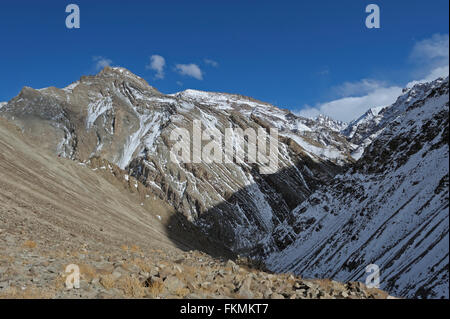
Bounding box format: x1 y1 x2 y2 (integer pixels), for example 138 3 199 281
0 115 391 299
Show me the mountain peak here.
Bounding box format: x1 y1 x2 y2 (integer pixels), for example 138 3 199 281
96 66 154 89
99 66 133 75
314 114 348 132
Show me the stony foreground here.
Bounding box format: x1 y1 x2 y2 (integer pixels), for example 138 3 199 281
0 238 392 299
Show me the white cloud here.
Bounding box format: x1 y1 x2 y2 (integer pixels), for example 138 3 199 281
175 63 203 80
406 65 449 88
410 33 449 61
332 79 387 97
204 59 219 67
407 33 449 87
146 55 166 79
93 56 113 71
297 34 449 123
298 85 402 122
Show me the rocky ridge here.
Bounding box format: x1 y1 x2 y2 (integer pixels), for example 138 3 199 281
265 77 449 298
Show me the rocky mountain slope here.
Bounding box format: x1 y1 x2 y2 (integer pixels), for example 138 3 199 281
314 114 348 133
265 77 449 298
0 102 390 300
341 106 385 160
0 68 448 298
0 67 355 258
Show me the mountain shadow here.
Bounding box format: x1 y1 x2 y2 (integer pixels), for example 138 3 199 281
164 161 341 262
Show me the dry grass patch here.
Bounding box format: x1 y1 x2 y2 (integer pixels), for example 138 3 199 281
78 263 97 281
52 272 68 290
147 280 164 297
99 274 116 289
130 245 141 253
132 258 152 273
22 240 37 249
182 265 199 277
1 286 53 299
117 276 146 298
175 287 190 297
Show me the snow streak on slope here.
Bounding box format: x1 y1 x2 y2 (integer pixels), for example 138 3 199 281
86 96 113 129
265 78 449 298
342 108 386 160
344 107 385 139
284 133 347 162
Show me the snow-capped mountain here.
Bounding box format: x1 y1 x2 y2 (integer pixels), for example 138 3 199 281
0 67 354 256
0 68 447 298
341 107 386 160
342 106 385 141
265 77 449 298
314 114 348 132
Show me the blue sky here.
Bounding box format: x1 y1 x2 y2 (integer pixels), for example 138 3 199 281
0 0 448 121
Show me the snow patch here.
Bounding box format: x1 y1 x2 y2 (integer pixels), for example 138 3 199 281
86 96 113 129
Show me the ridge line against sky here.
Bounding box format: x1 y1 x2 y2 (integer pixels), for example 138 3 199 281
0 0 448 122
91 33 449 123
297 33 449 122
